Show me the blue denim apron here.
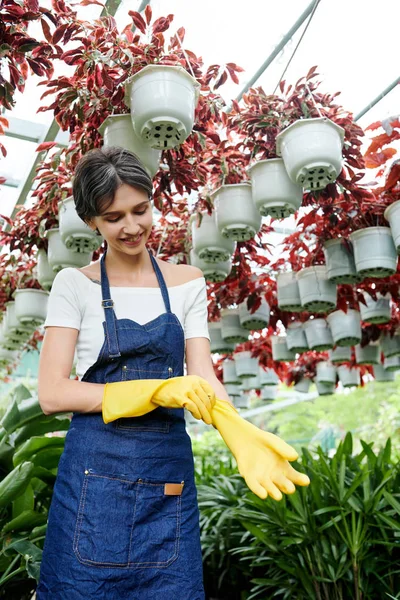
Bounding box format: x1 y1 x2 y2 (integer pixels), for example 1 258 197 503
37 248 205 599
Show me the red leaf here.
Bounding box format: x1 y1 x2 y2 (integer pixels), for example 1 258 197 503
36 141 57 152
365 120 383 131
383 162 400 191
176 26 185 44
306 65 318 80
40 18 53 44
94 64 103 87
364 147 397 169
26 0 39 11
215 70 228 89
128 11 147 34
52 24 67 44
80 0 104 5
0 143 7 158
152 15 173 34
226 64 239 85
0 117 9 128
144 4 152 25
226 62 245 73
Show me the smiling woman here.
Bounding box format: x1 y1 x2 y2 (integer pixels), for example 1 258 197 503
36 146 220 600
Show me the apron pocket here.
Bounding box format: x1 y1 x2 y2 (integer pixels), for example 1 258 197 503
73 471 182 569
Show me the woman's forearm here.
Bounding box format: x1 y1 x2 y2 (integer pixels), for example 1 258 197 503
38 377 105 416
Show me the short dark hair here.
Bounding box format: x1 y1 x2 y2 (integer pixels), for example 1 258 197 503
72 146 153 223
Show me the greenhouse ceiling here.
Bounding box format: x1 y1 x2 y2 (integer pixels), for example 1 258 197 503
1 0 400 221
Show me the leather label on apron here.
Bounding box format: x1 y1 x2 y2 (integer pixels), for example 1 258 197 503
164 482 184 496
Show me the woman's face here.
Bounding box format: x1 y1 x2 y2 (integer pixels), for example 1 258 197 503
90 184 153 254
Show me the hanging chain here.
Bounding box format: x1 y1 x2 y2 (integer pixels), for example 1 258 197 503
175 31 197 80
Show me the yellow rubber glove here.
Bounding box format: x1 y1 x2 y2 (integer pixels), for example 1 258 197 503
211 398 310 500
102 376 216 425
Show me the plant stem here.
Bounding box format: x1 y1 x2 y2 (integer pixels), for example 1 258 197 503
353 560 360 600
0 565 26 586
0 554 20 584
304 547 322 600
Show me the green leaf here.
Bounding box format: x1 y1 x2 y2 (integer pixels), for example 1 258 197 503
13 436 65 467
29 523 47 540
0 462 35 508
1 398 43 435
13 415 70 447
12 483 34 519
2 510 47 534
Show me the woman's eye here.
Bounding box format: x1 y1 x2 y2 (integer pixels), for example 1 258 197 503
106 209 147 223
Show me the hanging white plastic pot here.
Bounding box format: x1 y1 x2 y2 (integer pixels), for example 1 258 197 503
233 350 259 379
225 383 242 398
3 302 33 339
323 238 361 284
239 297 270 331
261 386 278 401
98 114 161 177
276 271 303 312
208 322 235 354
0 321 20 351
349 227 398 278
373 364 395 382
359 292 391 324
271 336 296 361
296 266 337 313
213 183 262 242
303 318 334 351
0 347 19 367
46 229 93 273
316 361 337 385
316 380 335 396
286 322 308 353
222 359 240 385
247 158 303 218
337 365 360 387
58 198 103 254
276 117 345 191
355 344 380 365
383 355 400 372
329 346 352 363
384 200 400 253
220 308 249 344
234 395 249 410
294 378 311 393
191 213 236 264
14 289 49 328
125 65 200 150
380 332 400 358
240 373 261 392
189 249 231 283
326 309 362 347
259 367 279 386
37 249 56 291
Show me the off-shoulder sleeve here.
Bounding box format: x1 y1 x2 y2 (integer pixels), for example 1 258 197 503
44 268 83 330
184 277 210 341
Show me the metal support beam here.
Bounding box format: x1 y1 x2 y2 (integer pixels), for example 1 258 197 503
232 0 319 105
4 116 69 146
354 76 400 121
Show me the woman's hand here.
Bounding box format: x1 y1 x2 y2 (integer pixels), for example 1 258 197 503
211 398 310 500
152 375 216 425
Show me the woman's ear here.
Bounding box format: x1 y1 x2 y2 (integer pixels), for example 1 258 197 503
85 219 100 235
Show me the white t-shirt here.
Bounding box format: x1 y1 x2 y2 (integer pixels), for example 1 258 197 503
44 268 210 380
